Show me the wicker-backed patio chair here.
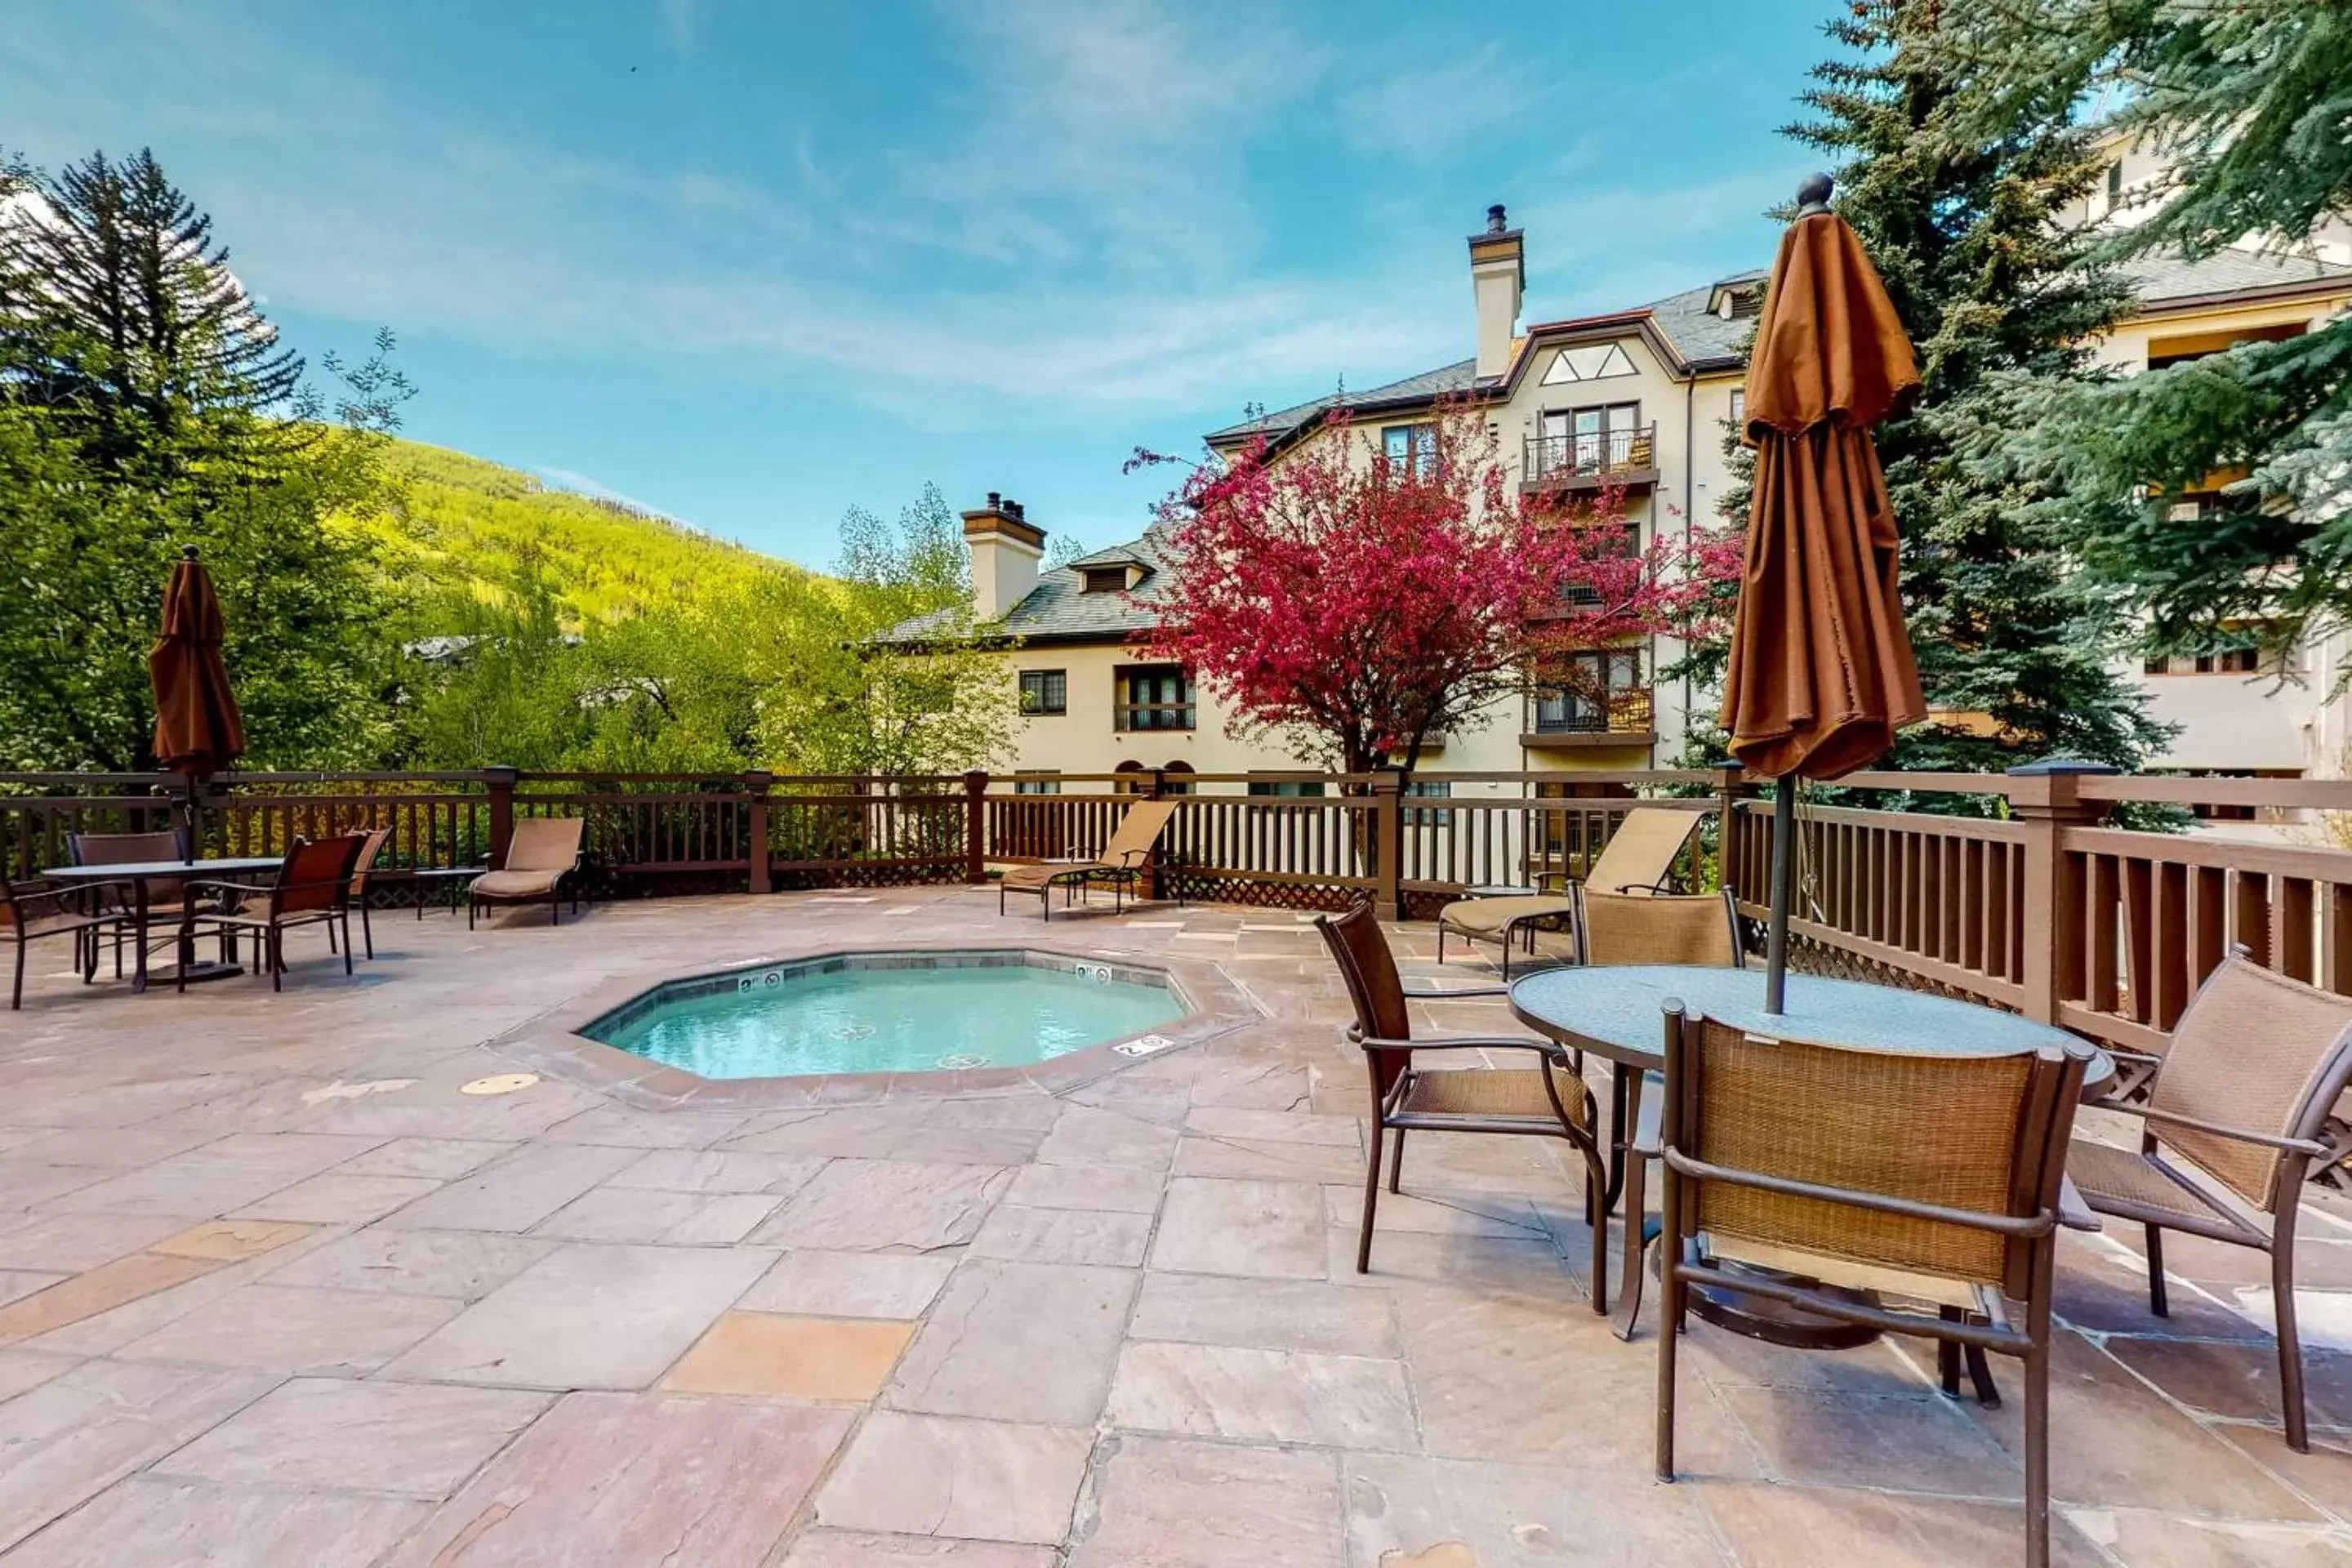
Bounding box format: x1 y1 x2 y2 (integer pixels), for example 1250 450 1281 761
1655 1009 2086 1568
182 834 367 991
2066 951 2352 1453
342 824 394 960
1575 885 1744 1339
998 798 1179 921
2 877 109 1009
1436 806 1704 978
1315 899 1612 1310
469 816 586 928
71 828 191 978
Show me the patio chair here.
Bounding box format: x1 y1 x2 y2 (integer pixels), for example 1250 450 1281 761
2 877 109 1009
181 834 368 991
342 824 393 960
1573 885 1744 1339
71 828 192 979
469 816 586 928
1654 1007 2086 1568
1314 899 1612 1310
1436 806 1704 978
998 798 1179 921
2065 951 2352 1454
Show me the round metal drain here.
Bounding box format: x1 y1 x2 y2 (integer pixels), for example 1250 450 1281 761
935 1053 987 1070
459 1072 540 1097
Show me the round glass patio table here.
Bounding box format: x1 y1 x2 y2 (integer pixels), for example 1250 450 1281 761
1508 964 2109 1347
41 857 283 993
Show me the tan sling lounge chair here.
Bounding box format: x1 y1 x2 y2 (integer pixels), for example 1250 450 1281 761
469 816 586 927
1437 806 1705 978
999 798 1180 921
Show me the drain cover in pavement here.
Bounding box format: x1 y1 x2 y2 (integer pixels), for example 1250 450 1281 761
460 1072 539 1096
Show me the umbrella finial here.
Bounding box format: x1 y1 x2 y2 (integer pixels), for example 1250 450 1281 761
1796 172 1833 218
180 544 199 560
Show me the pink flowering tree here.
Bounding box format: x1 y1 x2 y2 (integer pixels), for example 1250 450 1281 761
1131 399 1739 776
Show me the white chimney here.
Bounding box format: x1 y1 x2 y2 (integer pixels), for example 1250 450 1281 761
1468 203 1524 382
961 492 1045 620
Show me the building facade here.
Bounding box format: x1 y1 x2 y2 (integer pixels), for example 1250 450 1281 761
921 174 2352 793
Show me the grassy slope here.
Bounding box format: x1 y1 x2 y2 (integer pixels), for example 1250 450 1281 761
341 439 809 620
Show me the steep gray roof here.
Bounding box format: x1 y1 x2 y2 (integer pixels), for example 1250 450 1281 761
1205 359 1477 443
877 528 1178 648
2119 247 2352 304
1645 270 1766 368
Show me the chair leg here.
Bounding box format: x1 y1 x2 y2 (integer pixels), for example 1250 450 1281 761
1388 1127 1405 1195
550 893 559 926
2275 1236 2310 1451
1965 1344 2001 1409
1356 1120 1386 1275
327 918 337 955
341 911 354 975
1588 1149 1610 1316
1938 1334 1962 1398
270 929 283 992
1616 1151 1649 1341
2145 1224 2169 1317
2024 1339 2051 1568
11 942 24 1010
1655 1250 1682 1481
362 902 374 960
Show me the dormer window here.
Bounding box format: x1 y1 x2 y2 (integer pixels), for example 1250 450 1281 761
1728 288 1762 320
1082 566 1128 595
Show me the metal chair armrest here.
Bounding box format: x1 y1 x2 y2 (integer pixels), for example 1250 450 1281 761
1354 1031 1568 1062
2105 1102 2332 1156
1662 1147 2059 1237
1400 984 1510 1000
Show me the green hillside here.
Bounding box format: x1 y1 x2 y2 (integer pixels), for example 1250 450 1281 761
342 439 811 621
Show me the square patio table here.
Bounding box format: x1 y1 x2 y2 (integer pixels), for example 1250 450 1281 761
40 856 283 993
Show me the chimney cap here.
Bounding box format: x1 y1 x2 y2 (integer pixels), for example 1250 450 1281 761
986 490 1000 509
1486 203 1508 234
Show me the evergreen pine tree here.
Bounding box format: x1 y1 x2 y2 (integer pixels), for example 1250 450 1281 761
1783 1 2172 787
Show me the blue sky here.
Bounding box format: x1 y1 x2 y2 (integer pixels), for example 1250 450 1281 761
2 0 1833 567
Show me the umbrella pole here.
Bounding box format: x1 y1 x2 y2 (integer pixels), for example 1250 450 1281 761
1764 780 1795 1013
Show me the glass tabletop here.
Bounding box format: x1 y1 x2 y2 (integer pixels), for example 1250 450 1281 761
39 857 283 880
1509 964 2109 1081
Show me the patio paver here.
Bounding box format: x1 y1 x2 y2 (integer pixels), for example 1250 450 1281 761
2 884 2351 1566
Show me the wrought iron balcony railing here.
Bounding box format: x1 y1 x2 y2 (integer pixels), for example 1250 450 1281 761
1523 424 1658 487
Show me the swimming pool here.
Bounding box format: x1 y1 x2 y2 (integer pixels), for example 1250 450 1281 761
582 951 1186 1080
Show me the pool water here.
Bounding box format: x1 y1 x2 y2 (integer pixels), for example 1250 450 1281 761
587 958 1183 1079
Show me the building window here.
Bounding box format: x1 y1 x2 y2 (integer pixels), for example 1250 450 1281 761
2105 160 2123 213
1018 669 1067 715
1402 778 1450 827
1534 649 1647 733
1160 760 1195 795
1727 389 1746 429
1535 402 1644 480
1383 423 1437 477
2145 648 2260 676
1081 566 1127 595
1561 523 1638 606
1247 780 1326 798
1116 665 1193 731
1013 772 1061 795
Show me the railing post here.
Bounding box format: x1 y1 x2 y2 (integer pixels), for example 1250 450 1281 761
1714 765 1748 895
1371 770 1404 920
744 770 773 895
963 771 988 884
484 765 519 870
2007 759 2118 1024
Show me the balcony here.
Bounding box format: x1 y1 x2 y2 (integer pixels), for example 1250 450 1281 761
1523 684 1656 748
1522 424 1659 493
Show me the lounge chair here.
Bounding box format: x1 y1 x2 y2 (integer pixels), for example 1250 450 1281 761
998 798 1179 920
1315 899 1610 1304
1654 1007 2087 1568
469 817 586 928
2065 951 2352 1453
2 877 109 1009
1437 806 1705 977
182 834 368 991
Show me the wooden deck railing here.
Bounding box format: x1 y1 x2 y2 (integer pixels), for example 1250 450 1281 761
11 763 2352 1060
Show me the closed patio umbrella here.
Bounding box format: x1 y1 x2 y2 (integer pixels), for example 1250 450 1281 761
1721 175 1926 1011
149 544 246 784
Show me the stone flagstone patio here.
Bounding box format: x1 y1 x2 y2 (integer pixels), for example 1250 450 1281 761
2 885 2351 1565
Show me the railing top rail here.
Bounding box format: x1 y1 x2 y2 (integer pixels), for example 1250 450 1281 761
2074 775 2352 809
2059 822 2352 876
1734 797 2027 839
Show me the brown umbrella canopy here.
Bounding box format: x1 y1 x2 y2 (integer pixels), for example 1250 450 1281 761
1719 184 1927 781
149 546 246 776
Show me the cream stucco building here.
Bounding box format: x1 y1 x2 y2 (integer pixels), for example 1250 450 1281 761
915 172 2352 799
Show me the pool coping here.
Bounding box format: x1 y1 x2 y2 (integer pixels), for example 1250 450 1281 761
483 937 1264 1111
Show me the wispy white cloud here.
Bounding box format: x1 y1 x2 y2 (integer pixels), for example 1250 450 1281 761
534 466 675 517
659 0 706 52
1339 44 1544 165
